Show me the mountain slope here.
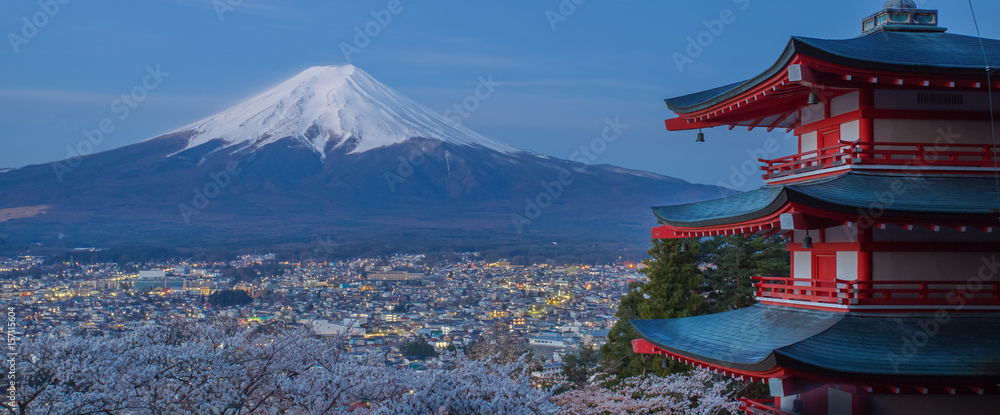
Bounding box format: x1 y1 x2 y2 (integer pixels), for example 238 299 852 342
0 66 730 256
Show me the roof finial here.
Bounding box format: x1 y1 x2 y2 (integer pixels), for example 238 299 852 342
883 0 917 9
863 0 942 35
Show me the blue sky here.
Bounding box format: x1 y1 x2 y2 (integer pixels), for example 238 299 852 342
2 0 998 190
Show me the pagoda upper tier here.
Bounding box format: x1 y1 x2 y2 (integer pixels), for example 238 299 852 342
666 32 1000 130
665 23 1000 184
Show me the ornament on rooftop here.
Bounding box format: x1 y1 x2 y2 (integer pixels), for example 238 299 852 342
863 0 941 34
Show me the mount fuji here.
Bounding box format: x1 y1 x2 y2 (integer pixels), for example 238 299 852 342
0 65 728 257
174 66 521 158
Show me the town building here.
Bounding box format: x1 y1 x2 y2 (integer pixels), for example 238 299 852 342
367 270 424 281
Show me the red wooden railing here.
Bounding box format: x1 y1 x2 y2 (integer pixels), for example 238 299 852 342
754 277 1000 308
754 277 844 305
739 398 794 415
759 140 1000 179
758 143 853 179
852 141 1000 167
841 280 1000 306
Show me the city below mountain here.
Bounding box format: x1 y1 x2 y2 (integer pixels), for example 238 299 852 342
0 65 728 260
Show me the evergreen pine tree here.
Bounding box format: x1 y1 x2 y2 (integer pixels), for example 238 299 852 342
700 235 790 313
561 347 602 389
601 235 790 379
600 238 704 379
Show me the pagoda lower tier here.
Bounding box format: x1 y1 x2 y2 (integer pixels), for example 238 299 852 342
636 170 1000 413
630 305 1000 414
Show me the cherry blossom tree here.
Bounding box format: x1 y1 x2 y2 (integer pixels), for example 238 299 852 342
551 370 743 415
5 320 739 415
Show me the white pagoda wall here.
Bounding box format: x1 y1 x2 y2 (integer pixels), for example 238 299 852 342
789 225 999 283
874 226 999 243
873 119 993 145
871 395 1000 415
830 90 860 117
874 89 999 112
793 251 812 280
794 88 999 155
801 131 818 156
872 88 997 146
872 252 995 282
836 252 858 280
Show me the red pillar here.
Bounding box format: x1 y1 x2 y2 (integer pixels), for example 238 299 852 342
856 226 873 283
858 89 875 162
856 226 873 301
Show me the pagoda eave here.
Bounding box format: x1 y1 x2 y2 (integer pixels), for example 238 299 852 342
632 338 784 383
664 33 1000 133
633 338 1000 395
652 173 1000 240
631 306 1000 392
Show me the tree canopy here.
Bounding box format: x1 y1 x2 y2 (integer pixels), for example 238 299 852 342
208 289 253 307
400 340 438 358
601 236 789 379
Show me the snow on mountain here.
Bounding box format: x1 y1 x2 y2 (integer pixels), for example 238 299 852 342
170 65 522 158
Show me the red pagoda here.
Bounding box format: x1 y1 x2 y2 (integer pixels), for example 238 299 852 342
631 1 1000 414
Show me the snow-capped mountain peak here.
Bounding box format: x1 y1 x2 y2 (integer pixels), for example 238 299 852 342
171 65 521 157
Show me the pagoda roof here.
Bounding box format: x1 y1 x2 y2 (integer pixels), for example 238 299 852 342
653 172 1000 228
666 31 1000 114
632 304 1000 380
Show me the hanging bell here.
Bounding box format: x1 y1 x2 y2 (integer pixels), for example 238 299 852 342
696 129 705 143
802 231 814 249
807 90 819 105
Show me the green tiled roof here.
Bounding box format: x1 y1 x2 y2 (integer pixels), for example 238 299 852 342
632 305 1000 378
652 173 1000 227
651 186 785 227
666 32 1000 113
632 305 841 372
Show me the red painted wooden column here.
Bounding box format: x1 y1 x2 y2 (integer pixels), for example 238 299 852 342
856 225 873 300
858 89 875 163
